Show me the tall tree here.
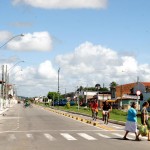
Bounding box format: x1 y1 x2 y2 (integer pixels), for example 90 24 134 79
47 92 61 101
95 84 101 90
110 81 118 88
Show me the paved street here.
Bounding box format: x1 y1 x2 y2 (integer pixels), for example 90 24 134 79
0 104 149 150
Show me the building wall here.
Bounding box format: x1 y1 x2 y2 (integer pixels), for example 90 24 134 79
142 93 150 111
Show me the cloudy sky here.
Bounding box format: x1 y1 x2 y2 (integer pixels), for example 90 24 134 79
0 0 150 97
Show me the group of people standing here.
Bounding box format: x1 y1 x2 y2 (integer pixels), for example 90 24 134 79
123 101 150 141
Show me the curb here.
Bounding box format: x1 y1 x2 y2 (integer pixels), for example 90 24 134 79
40 106 115 130
34 104 126 130
49 106 126 127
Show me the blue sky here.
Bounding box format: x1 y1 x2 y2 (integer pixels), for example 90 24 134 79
0 0 150 97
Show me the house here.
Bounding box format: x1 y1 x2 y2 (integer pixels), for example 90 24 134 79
115 82 150 110
78 90 112 108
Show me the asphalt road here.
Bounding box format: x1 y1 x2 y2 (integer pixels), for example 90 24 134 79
0 104 149 150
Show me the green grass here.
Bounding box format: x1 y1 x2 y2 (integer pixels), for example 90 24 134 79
36 103 142 124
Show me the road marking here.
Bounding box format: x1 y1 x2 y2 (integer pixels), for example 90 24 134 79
112 133 123 137
44 133 55 141
26 134 33 139
129 133 148 140
77 133 97 140
61 133 77 140
0 117 22 120
112 133 134 140
97 133 111 138
112 125 124 129
8 134 16 141
141 136 148 140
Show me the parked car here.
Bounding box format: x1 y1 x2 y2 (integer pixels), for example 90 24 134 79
59 99 67 106
70 100 75 106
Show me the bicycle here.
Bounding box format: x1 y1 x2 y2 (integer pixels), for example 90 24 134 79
92 109 98 121
23 103 32 108
103 110 109 124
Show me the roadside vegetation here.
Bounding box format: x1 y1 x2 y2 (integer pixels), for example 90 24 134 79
36 102 142 124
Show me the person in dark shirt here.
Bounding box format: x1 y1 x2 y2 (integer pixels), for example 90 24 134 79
102 101 112 121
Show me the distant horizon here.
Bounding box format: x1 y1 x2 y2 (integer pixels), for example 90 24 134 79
1 0 150 97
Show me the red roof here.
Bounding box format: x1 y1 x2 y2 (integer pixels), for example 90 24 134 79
116 82 150 97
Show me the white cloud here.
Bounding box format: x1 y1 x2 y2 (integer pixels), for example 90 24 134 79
121 56 138 72
7 31 53 51
38 60 57 79
55 42 150 91
5 41 150 97
12 0 107 9
0 31 12 42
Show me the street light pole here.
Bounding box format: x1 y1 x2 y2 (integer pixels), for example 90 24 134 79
2 61 24 108
58 67 60 106
0 34 24 49
8 61 24 72
0 34 24 110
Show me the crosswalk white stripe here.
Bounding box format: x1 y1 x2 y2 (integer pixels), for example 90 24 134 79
97 133 111 138
129 133 148 140
141 136 148 139
112 133 134 139
44 133 55 141
26 134 33 139
77 133 97 140
112 126 124 129
61 133 77 140
112 133 123 137
8 134 16 140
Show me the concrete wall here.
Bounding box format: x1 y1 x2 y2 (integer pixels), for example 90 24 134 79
141 93 150 111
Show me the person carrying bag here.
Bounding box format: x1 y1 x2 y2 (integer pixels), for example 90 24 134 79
140 101 150 141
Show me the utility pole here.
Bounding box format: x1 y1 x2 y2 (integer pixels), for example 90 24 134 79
77 86 79 111
65 88 66 99
4 65 8 108
58 68 60 106
1 65 4 99
120 84 123 109
137 76 140 110
1 65 4 110
86 84 88 107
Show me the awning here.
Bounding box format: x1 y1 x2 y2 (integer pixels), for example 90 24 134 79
106 99 117 103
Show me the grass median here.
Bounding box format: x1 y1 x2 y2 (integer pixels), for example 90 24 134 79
36 102 142 124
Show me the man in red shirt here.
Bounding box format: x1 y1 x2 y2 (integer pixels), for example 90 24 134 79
91 99 98 120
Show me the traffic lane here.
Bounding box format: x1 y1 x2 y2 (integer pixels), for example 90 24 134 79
0 105 20 132
0 105 149 150
18 105 103 131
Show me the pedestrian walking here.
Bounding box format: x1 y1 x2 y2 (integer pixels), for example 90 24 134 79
139 101 150 140
91 99 98 120
123 102 141 141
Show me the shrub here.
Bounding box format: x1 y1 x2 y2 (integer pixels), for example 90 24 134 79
65 102 70 109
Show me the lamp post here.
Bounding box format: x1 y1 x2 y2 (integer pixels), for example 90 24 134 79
58 67 60 106
0 34 24 49
76 86 80 111
0 34 24 110
8 61 24 72
8 69 23 83
95 84 101 108
5 61 24 107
